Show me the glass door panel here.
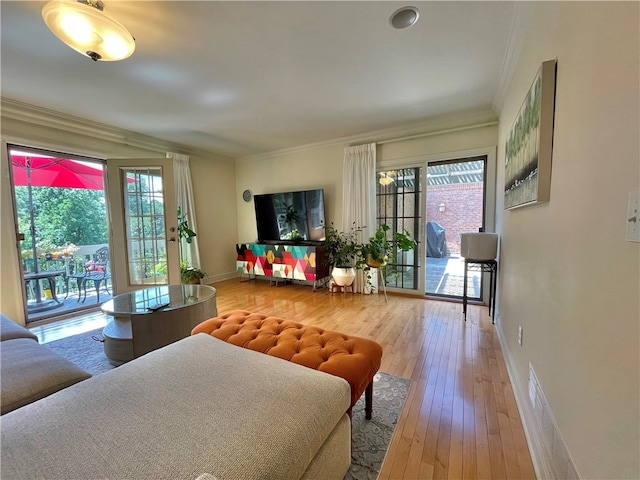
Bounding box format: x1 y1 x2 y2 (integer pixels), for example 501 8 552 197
8 145 111 323
376 167 421 290
425 156 486 299
106 158 179 293
123 168 167 285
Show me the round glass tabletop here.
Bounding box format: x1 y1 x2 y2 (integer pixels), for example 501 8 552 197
101 284 216 316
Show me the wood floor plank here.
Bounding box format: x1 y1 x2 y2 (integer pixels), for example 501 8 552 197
419 304 454 478
401 306 446 479
36 279 536 480
447 312 465 480
436 304 462 478
473 315 493 479
462 318 478 480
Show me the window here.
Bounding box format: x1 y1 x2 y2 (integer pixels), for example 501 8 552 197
376 167 421 290
122 168 168 285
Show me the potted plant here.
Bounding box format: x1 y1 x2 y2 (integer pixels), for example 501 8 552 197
180 264 206 285
61 243 78 257
359 224 417 290
322 223 360 286
177 208 206 284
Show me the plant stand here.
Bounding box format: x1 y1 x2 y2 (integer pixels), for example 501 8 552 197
331 282 354 295
376 268 388 304
365 263 388 304
462 258 497 323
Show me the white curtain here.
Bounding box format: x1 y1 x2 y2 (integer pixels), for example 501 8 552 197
342 143 376 292
167 152 201 269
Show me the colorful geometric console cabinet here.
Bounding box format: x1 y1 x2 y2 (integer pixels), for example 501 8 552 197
236 243 330 289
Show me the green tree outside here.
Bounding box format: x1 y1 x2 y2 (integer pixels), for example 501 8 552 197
15 187 108 252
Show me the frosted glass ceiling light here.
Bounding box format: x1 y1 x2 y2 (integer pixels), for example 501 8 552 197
42 0 135 61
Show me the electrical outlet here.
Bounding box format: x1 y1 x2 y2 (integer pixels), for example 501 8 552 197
518 325 523 346
626 190 640 242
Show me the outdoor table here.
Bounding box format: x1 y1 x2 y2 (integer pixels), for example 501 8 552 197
24 270 65 313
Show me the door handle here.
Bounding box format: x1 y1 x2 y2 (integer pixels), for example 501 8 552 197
169 237 176 243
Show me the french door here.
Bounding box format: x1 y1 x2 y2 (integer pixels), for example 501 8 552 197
106 158 180 293
425 156 487 299
8 145 111 322
377 151 494 302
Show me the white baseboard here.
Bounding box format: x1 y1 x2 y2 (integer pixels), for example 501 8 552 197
202 271 238 284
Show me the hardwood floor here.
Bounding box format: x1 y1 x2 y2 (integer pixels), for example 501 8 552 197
33 278 535 479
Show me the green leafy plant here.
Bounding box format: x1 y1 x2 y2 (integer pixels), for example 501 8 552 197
180 263 206 284
177 208 197 245
359 224 417 290
360 224 417 266
321 222 416 291
322 223 361 269
177 208 206 284
154 261 168 277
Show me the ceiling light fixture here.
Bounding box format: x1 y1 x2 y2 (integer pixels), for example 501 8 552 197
42 0 135 61
379 174 395 186
390 6 420 30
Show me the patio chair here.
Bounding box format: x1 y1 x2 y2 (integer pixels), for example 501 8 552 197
65 259 87 300
79 247 111 303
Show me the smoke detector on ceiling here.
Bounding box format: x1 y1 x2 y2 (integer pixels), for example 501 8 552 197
390 6 420 29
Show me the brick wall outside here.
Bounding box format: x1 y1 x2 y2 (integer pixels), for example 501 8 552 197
426 182 484 255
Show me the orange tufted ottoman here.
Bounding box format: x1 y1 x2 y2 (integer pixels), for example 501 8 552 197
192 310 383 419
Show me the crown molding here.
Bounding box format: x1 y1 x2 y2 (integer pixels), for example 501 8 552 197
237 108 498 163
0 97 219 159
492 3 531 116
2 97 498 164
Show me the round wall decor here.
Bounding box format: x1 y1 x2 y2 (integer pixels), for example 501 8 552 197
242 189 253 202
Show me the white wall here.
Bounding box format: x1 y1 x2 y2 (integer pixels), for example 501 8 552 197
236 144 345 243
0 109 237 323
189 154 238 282
496 3 639 479
235 124 498 244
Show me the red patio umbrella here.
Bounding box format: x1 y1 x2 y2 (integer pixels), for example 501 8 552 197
10 154 109 307
11 155 105 190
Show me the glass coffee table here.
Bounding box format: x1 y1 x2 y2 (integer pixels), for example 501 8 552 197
101 284 217 366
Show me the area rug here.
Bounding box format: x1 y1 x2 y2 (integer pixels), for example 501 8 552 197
44 328 115 376
346 371 411 480
44 330 410 480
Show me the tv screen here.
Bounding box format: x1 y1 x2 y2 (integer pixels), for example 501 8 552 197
254 189 326 244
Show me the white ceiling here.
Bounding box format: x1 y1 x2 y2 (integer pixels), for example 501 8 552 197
1 1 517 158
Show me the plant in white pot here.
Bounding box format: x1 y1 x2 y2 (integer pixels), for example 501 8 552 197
322 223 360 287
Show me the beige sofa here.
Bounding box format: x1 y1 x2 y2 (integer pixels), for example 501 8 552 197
1 333 352 479
0 314 91 414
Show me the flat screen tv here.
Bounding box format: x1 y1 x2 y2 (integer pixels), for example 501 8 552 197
254 189 326 244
